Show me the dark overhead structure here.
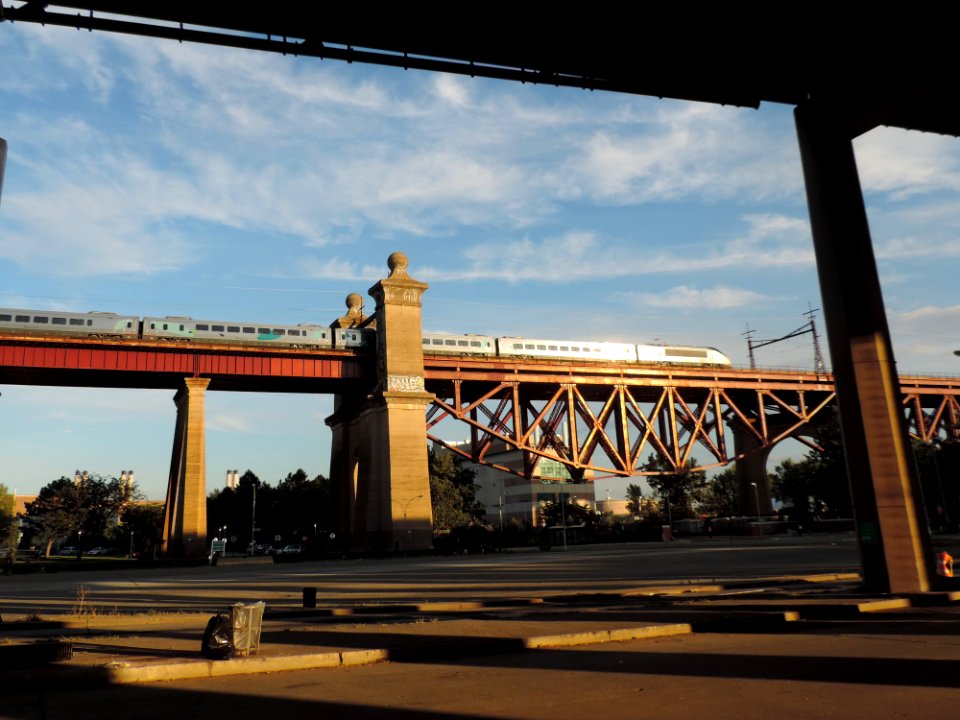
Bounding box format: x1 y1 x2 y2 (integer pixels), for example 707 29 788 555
4 3 958 592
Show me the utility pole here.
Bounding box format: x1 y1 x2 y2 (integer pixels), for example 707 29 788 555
250 481 257 555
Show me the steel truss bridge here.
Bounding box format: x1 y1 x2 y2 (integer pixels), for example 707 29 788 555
423 356 960 479
1 334 957 481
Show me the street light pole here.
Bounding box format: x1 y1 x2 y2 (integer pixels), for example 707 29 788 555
751 481 762 536
250 482 257 555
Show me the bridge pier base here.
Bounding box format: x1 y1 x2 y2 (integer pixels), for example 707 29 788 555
328 253 434 552
732 430 774 517
796 104 930 593
161 377 210 558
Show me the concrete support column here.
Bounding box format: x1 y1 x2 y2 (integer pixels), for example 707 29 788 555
161 377 211 558
731 428 774 516
795 105 930 593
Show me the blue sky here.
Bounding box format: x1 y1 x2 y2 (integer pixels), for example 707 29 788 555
1 23 958 501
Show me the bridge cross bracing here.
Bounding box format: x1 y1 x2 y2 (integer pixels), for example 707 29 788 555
424 359 960 479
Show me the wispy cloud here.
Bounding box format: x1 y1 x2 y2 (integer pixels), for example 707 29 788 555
558 104 803 204
420 214 813 283
207 414 256 433
855 126 960 199
889 304 960 372
621 285 775 311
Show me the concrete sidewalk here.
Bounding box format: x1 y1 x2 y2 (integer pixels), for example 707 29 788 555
6 571 957 689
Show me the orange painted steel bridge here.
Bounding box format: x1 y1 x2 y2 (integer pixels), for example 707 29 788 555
1 333 957 479
423 356 960 479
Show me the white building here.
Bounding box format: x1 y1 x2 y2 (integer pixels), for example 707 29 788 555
436 440 597 528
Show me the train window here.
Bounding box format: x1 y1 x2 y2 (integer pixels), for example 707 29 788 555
149 323 156 329
0 314 10 321
458 340 468 346
15 315 29 322
227 326 240 333
33 316 49 323
52 317 66 325
537 345 546 350
196 324 209 331
258 328 270 334
559 346 568 351
179 325 185 331
433 339 443 345
548 345 557 351
288 329 300 337
126 321 132 328
445 339 456 346
273 329 285 335
525 344 535 350
665 348 708 358
469 341 481 347
69 319 84 325
211 325 224 332
242 327 255 334
422 339 430 345
87 320 92 326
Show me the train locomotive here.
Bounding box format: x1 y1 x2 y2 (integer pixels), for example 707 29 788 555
0 308 732 367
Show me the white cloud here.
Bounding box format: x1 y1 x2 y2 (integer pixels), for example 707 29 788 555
559 104 803 203
889 305 960 373
207 414 255 433
621 285 774 310
425 214 813 283
433 74 471 108
855 126 960 199
875 235 960 260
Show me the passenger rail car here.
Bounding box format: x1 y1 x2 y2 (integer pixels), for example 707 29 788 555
0 308 375 350
497 337 639 363
143 316 333 347
0 308 139 338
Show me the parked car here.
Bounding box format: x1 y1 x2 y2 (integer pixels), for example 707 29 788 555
281 544 303 555
87 546 107 555
58 546 77 555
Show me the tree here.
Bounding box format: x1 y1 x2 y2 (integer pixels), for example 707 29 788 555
539 496 600 528
24 474 136 556
625 483 644 518
429 449 483 532
769 405 853 521
699 467 739 517
642 454 707 522
0 483 17 556
118 502 164 558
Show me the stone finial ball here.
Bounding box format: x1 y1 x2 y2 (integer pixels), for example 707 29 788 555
387 251 409 273
345 293 363 311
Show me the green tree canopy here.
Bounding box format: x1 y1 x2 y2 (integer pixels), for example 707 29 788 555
625 483 644 518
24 474 136 556
642 454 707 521
429 449 483 532
0 483 17 555
770 406 852 520
699 467 739 517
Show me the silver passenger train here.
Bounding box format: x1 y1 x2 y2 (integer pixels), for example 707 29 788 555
0 308 731 366
422 332 732 367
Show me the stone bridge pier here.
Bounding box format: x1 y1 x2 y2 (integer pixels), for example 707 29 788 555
327 253 434 551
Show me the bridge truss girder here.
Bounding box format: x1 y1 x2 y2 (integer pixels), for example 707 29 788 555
426 376 960 480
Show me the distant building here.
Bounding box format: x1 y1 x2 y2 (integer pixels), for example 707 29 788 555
226 469 240 489
435 440 596 528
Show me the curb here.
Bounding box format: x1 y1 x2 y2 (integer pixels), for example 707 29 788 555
105 649 389 684
96 623 691 685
